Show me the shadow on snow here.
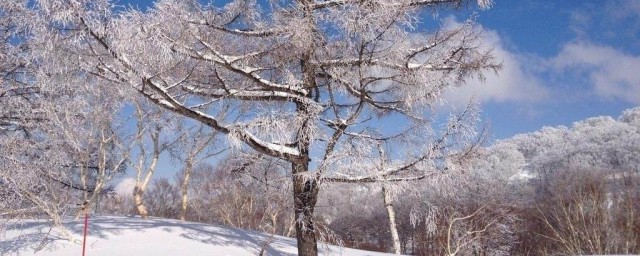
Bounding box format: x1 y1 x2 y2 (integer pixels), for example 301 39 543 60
1 215 297 256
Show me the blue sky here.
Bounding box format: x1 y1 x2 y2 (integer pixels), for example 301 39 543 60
443 0 640 139
115 0 640 180
120 0 640 140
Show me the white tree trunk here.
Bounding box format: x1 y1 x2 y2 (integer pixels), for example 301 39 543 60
133 184 149 218
179 160 193 221
132 109 163 219
382 185 402 254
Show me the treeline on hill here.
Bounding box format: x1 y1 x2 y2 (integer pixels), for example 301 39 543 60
100 107 640 255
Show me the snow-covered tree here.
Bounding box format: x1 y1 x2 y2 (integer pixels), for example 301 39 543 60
345 103 485 254
27 0 499 254
0 1 128 238
481 107 640 254
506 106 640 179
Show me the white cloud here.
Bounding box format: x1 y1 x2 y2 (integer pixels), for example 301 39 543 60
437 12 640 111
115 177 136 199
553 42 640 104
444 27 549 107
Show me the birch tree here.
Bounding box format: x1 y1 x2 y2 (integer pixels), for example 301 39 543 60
372 103 485 254
172 121 225 221
31 0 499 254
130 101 180 218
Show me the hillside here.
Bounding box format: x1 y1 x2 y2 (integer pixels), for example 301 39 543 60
1 216 393 256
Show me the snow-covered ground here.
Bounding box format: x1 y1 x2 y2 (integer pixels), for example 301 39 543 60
1 216 393 256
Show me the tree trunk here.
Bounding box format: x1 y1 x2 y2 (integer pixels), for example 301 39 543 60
179 160 193 221
131 114 161 219
382 185 402 254
133 185 149 218
292 162 319 256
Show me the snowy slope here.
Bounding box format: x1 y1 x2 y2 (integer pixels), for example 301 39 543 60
1 216 393 256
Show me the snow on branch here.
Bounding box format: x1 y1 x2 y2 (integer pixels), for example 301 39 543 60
310 0 461 10
169 35 309 96
77 16 305 163
184 86 317 106
188 19 282 37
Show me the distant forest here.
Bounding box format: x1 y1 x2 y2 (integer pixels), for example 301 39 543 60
103 107 640 255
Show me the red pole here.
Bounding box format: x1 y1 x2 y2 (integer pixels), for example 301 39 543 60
82 212 88 256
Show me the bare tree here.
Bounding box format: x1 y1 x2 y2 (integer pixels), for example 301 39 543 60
535 168 639 255
183 155 294 235
171 122 225 221
130 101 180 218
30 0 499 254
145 177 181 218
